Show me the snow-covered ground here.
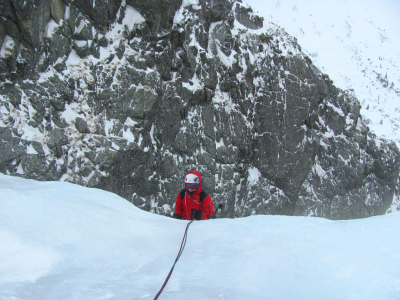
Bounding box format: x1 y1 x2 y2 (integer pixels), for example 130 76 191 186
244 0 400 145
1 173 399 300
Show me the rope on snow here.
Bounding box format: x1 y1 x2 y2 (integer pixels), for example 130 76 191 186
153 220 194 300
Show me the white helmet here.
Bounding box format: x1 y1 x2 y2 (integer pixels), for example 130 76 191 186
185 173 200 184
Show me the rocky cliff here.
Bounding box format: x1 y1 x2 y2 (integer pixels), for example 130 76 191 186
1 0 399 219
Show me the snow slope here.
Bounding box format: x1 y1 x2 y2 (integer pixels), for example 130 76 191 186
1 174 400 300
244 0 400 145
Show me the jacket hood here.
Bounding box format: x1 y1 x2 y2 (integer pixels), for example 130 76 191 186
186 170 202 193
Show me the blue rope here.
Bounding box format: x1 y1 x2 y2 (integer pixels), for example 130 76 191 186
153 220 194 300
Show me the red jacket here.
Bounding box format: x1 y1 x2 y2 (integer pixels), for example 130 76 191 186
173 171 215 220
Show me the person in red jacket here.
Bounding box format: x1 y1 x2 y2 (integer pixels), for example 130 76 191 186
173 170 215 220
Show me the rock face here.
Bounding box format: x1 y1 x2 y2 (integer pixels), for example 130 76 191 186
0 0 399 220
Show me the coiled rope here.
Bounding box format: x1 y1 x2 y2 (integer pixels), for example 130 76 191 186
153 220 194 300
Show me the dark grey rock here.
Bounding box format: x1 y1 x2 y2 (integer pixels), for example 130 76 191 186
72 17 93 41
0 83 21 108
73 40 90 58
0 0 398 221
126 0 182 31
75 117 90 133
235 4 263 30
50 0 66 24
72 0 122 27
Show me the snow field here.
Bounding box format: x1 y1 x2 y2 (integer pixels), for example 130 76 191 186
0 174 399 299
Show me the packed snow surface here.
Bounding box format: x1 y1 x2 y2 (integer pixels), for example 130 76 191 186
0 174 399 300
244 0 400 145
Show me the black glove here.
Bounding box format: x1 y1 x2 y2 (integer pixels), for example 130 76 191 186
173 213 182 219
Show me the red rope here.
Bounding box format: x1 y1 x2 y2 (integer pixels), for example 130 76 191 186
153 220 194 300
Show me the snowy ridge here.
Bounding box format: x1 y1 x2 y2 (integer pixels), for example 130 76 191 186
245 0 400 146
0 173 400 300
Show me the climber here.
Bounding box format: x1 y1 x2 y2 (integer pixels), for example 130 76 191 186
173 170 215 220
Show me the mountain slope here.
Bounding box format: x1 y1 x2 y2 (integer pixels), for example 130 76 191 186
245 0 400 145
0 0 399 219
1 174 400 300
